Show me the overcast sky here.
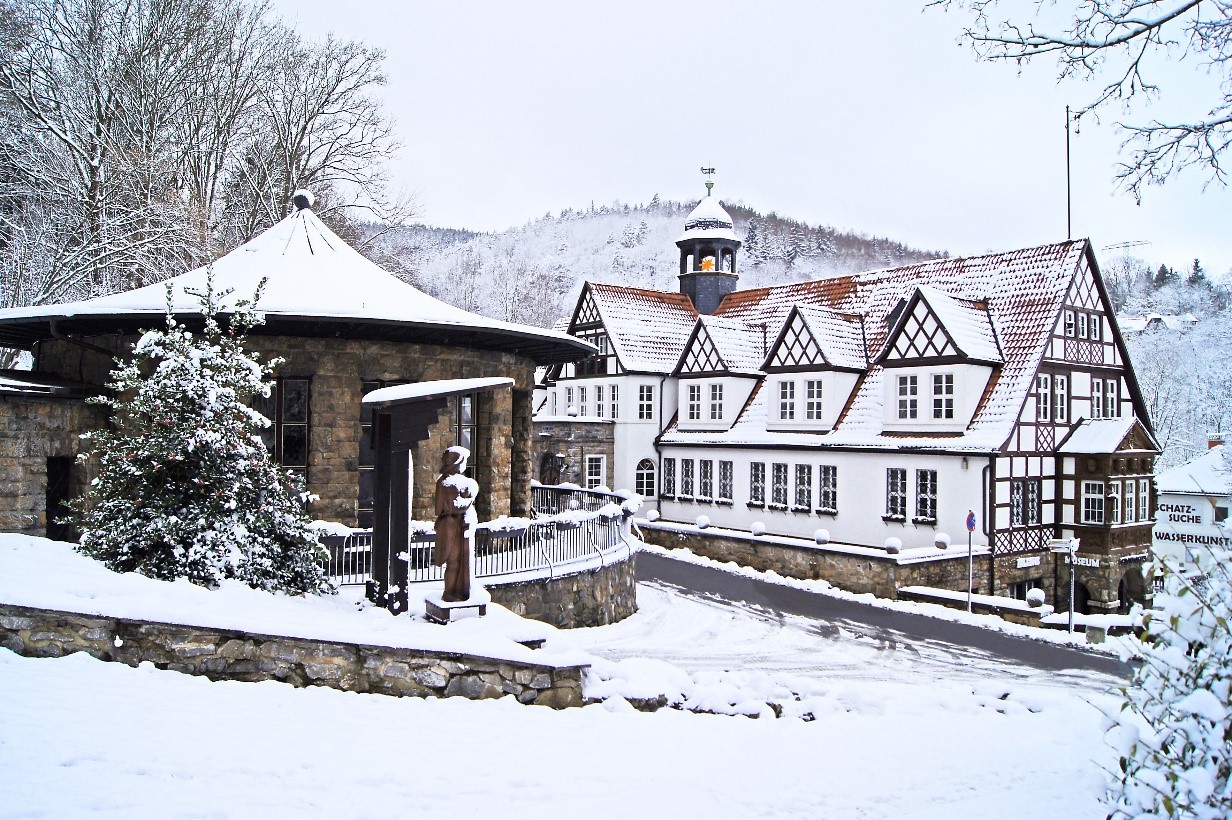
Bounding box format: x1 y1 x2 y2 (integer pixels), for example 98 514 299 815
273 1 1231 276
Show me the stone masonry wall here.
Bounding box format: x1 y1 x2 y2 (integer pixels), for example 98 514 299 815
0 602 586 708
0 395 106 535
531 418 615 488
33 336 537 526
639 525 992 599
490 555 638 628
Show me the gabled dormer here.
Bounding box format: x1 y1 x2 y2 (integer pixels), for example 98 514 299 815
673 316 761 432
877 286 1002 433
763 306 867 432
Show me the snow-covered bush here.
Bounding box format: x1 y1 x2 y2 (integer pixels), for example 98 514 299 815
69 275 332 596
1104 550 1231 818
751 521 766 536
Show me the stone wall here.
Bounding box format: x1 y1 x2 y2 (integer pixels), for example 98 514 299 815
0 602 586 708
639 525 992 600
0 394 105 535
531 417 614 487
32 335 538 526
489 555 638 628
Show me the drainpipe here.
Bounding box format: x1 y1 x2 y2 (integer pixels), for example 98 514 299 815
652 374 669 518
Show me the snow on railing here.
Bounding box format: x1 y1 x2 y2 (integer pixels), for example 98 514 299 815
318 485 641 588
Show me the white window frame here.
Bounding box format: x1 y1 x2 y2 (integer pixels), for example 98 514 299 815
1123 481 1136 523
638 385 654 420
779 381 796 421
1091 377 1104 419
805 380 824 420
897 375 918 420
661 458 676 497
687 384 701 421
634 458 655 497
1138 479 1151 522
610 385 619 419
709 383 724 421
1054 375 1068 423
680 458 695 498
1063 310 1076 337
585 455 605 490
579 386 588 417
1036 374 1051 422
1104 379 1119 419
1082 481 1105 524
932 373 954 420
595 385 605 419
1108 480 1121 524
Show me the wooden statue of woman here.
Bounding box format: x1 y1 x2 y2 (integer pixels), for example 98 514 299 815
433 446 478 602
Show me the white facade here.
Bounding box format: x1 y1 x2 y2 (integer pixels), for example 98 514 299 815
1153 446 1232 573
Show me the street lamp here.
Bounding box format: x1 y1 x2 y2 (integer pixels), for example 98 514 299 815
1049 537 1082 634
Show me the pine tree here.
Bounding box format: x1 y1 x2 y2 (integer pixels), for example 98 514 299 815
70 274 333 595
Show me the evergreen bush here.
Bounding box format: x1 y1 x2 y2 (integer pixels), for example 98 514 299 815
70 274 333 595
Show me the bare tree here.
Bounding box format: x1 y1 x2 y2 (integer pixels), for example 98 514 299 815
927 1 1232 198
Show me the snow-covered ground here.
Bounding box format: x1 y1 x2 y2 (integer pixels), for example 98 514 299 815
1 534 1124 818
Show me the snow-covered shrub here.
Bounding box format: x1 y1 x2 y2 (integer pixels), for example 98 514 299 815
751 521 766 536
645 510 660 522
934 532 951 549
1104 550 1231 819
695 515 710 530
884 537 902 554
814 528 829 545
69 274 332 596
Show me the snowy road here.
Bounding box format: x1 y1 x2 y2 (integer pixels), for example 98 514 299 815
552 552 1127 695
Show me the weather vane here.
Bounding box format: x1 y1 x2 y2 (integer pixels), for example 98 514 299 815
700 166 716 196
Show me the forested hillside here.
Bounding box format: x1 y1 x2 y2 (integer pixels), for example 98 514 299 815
364 198 947 329
1109 256 1232 469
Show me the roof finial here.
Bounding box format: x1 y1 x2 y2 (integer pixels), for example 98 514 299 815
292 189 315 210
700 166 715 196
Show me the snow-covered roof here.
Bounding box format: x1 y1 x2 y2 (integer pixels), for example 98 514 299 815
791 306 868 371
659 240 1104 452
675 196 740 244
701 315 767 373
910 286 1002 364
1057 417 1147 454
0 206 593 366
582 282 698 373
0 370 93 399
1117 313 1198 333
1156 446 1232 496
362 377 514 408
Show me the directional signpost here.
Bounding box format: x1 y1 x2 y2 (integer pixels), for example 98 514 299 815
1048 537 1082 634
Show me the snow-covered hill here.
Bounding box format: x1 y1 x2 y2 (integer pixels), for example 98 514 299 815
364 199 947 329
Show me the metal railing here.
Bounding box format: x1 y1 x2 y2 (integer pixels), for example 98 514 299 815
320 485 634 588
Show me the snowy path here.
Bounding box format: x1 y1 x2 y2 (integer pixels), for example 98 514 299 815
566 581 1121 693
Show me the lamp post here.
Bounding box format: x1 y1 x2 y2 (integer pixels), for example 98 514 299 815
1049 537 1082 634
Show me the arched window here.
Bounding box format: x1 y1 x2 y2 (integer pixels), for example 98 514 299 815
635 458 656 498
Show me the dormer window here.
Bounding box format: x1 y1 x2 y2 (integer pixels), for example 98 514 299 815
932 374 954 420
709 383 724 420
897 375 918 420
779 381 796 420
805 380 823 420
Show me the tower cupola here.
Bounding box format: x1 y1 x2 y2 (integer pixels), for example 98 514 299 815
676 171 740 315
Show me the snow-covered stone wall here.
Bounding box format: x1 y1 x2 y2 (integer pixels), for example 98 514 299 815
0 602 586 708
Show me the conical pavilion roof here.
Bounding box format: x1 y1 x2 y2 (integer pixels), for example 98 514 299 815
676 194 740 244
0 205 593 365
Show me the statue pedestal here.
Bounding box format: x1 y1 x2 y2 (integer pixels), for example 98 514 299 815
424 587 491 624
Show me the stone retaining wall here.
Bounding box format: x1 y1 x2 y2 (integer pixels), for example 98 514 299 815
0 602 586 708
489 554 637 628
639 525 992 599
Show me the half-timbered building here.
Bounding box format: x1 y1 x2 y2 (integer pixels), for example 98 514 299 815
537 188 1159 613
